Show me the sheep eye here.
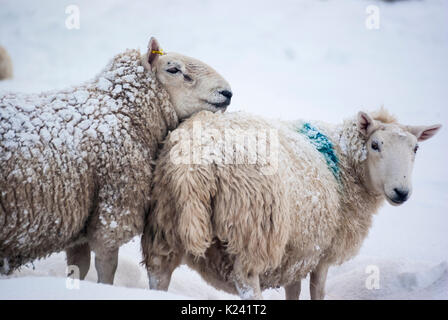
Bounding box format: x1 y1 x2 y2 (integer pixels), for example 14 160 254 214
166 67 180 74
414 145 419 154
371 141 380 151
183 74 193 82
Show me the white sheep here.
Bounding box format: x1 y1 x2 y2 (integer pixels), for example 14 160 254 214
0 46 13 80
0 36 232 284
142 108 441 299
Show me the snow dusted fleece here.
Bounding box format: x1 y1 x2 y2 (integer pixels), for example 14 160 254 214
143 110 387 296
0 49 178 274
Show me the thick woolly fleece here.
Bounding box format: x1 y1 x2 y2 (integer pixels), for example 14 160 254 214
0 49 178 274
142 110 389 294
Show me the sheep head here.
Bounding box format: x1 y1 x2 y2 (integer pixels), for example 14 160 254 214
357 111 442 206
143 37 232 119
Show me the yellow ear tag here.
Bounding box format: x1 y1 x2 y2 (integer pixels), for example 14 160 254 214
151 49 165 56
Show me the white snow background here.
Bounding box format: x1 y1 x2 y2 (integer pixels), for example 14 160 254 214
0 0 447 299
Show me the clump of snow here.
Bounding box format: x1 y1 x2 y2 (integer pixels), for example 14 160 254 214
237 287 255 300
73 90 89 104
97 77 112 91
112 85 122 95
391 127 409 138
339 133 349 156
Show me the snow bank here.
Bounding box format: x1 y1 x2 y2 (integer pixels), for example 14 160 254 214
1 238 446 300
0 277 186 300
325 258 448 300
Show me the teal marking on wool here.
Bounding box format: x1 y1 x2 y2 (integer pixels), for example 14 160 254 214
299 123 340 181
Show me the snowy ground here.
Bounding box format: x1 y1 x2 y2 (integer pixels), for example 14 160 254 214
0 0 447 299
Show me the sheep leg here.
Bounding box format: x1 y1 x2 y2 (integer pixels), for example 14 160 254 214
147 252 183 291
233 259 263 300
284 280 302 300
66 242 91 280
310 262 330 300
147 268 172 291
94 247 119 285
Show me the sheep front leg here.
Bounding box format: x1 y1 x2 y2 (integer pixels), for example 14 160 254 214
310 262 330 300
148 270 171 291
233 259 263 300
94 247 119 285
284 280 302 300
147 253 182 291
66 242 91 280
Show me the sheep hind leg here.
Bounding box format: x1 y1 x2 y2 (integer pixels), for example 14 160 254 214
284 280 302 300
66 242 91 280
233 259 263 300
310 262 330 300
94 247 119 285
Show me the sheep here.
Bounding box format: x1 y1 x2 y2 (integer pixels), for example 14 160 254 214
142 108 441 299
0 36 232 284
0 46 13 80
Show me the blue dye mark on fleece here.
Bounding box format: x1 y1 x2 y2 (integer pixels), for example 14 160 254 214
299 123 340 181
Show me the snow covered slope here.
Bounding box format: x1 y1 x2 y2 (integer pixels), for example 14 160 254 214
0 0 447 299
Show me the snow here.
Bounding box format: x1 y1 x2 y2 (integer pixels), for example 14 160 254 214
73 90 89 104
3 240 445 300
0 276 187 300
111 85 122 95
1 0 447 300
97 77 112 92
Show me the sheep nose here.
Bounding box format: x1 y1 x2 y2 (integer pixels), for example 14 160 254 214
393 188 409 203
219 90 233 100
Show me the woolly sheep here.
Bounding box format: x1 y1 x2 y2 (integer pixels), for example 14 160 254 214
0 46 13 80
0 36 232 284
142 109 441 299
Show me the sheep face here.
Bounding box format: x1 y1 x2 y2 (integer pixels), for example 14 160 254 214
144 37 232 119
358 111 441 206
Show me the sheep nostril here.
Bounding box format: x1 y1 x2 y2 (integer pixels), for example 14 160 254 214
393 188 409 202
219 90 233 100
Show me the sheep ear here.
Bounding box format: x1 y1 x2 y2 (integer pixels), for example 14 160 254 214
406 124 442 142
357 111 376 136
147 37 161 66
